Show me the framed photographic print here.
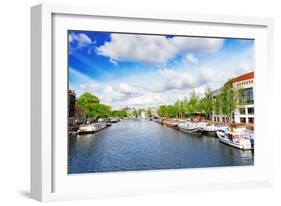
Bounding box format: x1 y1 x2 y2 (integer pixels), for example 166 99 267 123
31 3 274 201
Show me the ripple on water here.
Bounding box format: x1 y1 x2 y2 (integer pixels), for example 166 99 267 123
68 120 254 174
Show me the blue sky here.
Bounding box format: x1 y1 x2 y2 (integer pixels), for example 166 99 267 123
69 31 254 109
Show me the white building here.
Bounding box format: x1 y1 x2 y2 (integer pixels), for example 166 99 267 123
232 72 254 124
212 72 254 124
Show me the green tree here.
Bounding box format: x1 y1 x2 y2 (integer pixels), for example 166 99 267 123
157 105 167 117
201 88 214 119
76 92 100 122
175 100 184 118
132 109 138 118
214 95 221 115
111 110 128 118
219 82 241 122
146 108 152 117
166 105 174 117
94 104 111 119
185 91 199 115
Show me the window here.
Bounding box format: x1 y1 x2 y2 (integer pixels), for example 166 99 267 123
248 107 254 114
248 117 254 123
240 117 246 123
240 88 254 105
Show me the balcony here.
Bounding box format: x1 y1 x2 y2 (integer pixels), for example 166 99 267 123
239 98 254 105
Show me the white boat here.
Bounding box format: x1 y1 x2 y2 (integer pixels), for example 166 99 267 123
243 125 255 148
110 118 119 123
216 128 251 150
199 122 221 136
78 122 107 134
166 120 178 129
178 122 203 135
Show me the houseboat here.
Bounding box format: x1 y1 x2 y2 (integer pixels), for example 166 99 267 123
78 122 107 134
160 118 168 125
199 122 221 136
166 119 178 129
178 122 203 135
110 118 119 123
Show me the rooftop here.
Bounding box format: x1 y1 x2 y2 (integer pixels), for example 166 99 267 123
231 71 254 83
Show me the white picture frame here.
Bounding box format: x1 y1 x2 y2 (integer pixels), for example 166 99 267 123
31 3 274 202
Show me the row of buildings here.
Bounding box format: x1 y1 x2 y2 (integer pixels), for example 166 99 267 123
68 91 158 125
68 90 83 126
68 71 255 125
212 71 254 124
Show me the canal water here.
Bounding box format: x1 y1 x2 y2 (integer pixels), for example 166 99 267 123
68 119 254 174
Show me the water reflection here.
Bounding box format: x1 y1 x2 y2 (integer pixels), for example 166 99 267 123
68 119 254 174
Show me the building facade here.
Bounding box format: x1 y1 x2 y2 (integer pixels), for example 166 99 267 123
232 72 254 124
212 72 254 124
68 90 76 126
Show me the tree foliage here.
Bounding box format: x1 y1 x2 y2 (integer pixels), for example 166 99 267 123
156 84 242 121
76 93 100 119
218 82 241 120
111 110 127 118
132 109 138 118
157 105 167 117
146 108 152 117
76 92 111 121
185 91 199 115
200 88 214 117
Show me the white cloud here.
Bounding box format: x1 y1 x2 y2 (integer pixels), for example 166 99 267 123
126 93 162 107
69 33 95 55
170 37 223 53
199 67 216 83
103 86 126 102
96 34 224 65
70 33 92 48
98 83 143 104
69 67 93 83
157 67 216 92
109 58 118 66
185 53 198 64
194 86 206 97
235 62 253 75
79 83 100 91
214 62 254 86
118 83 138 94
158 68 194 90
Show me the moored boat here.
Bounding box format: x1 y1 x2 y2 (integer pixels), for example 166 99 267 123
78 122 107 134
161 118 168 125
243 124 255 148
199 122 221 136
216 127 251 150
178 122 203 135
166 120 178 129
110 118 119 123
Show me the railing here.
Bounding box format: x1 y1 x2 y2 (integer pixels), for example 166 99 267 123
240 98 254 105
